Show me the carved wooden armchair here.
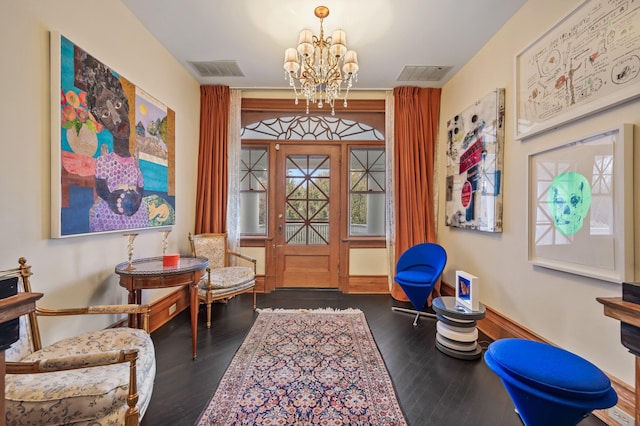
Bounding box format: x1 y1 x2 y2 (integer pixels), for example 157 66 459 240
188 233 256 328
2 258 156 426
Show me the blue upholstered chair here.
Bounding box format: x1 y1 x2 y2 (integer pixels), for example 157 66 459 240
484 338 617 426
391 243 447 326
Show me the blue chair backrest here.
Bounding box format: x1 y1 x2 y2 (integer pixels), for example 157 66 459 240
396 243 447 283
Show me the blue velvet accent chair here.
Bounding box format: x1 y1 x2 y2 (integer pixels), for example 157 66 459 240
391 243 447 326
484 338 618 426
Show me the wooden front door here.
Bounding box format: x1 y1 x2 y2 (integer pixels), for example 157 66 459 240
274 144 341 288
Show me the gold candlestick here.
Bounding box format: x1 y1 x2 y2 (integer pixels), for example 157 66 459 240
123 233 138 269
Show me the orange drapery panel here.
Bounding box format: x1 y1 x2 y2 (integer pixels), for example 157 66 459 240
391 87 442 302
194 85 230 234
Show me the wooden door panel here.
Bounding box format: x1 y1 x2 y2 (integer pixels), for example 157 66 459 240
282 254 334 287
285 254 330 271
275 145 340 288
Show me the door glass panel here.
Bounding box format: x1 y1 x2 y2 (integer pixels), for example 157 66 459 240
285 154 330 245
349 148 386 236
242 115 384 141
240 147 268 235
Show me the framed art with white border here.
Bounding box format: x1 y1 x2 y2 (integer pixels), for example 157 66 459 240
527 124 634 283
455 270 479 311
515 0 640 140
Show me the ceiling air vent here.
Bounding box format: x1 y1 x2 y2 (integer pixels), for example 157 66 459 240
188 60 245 77
397 65 453 82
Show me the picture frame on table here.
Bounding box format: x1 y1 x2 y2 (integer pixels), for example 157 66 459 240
455 270 479 311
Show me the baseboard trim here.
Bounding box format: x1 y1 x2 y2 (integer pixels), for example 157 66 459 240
441 282 633 424
345 276 389 294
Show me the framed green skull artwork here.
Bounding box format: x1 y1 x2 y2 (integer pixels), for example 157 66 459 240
527 124 634 283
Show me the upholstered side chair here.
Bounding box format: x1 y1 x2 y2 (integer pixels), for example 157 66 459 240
188 233 257 328
3 257 156 426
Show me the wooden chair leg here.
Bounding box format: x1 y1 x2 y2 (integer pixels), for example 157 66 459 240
124 354 140 426
206 302 212 329
252 286 257 311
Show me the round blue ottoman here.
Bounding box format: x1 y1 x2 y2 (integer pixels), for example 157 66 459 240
484 338 618 426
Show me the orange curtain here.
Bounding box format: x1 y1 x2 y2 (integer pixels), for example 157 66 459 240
391 87 442 302
194 85 230 234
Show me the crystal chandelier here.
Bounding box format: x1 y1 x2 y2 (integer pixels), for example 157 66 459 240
283 5 359 115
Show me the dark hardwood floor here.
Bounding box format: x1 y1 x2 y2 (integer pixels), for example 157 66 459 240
141 289 606 426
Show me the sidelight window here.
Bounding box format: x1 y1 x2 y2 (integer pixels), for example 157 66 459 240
240 146 268 235
349 148 386 236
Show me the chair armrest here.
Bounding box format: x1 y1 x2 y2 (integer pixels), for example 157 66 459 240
203 267 213 291
228 251 257 272
36 304 150 315
6 349 138 374
36 304 151 332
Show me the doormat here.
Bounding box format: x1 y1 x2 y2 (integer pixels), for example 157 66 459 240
196 308 407 425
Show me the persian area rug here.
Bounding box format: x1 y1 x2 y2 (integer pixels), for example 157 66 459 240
196 308 407 425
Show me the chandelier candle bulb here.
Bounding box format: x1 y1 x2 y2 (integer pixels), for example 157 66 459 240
331 29 346 46
297 41 314 57
298 29 313 45
284 48 298 63
330 42 347 58
344 50 358 66
284 62 300 73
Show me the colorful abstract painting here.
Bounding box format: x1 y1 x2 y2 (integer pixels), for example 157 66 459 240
51 33 175 237
445 89 505 232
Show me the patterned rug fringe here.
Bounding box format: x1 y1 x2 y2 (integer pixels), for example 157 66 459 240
257 307 363 314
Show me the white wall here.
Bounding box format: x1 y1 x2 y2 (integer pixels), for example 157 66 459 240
0 0 200 345
438 0 639 386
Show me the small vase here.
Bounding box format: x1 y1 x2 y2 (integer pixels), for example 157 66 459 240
160 229 171 255
123 233 139 269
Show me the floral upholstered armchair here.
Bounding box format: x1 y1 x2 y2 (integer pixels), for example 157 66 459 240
2 257 156 426
188 233 257 328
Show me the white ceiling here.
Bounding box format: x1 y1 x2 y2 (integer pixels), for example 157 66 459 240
120 0 527 90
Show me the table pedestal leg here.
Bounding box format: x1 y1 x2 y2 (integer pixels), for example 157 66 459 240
190 282 198 359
